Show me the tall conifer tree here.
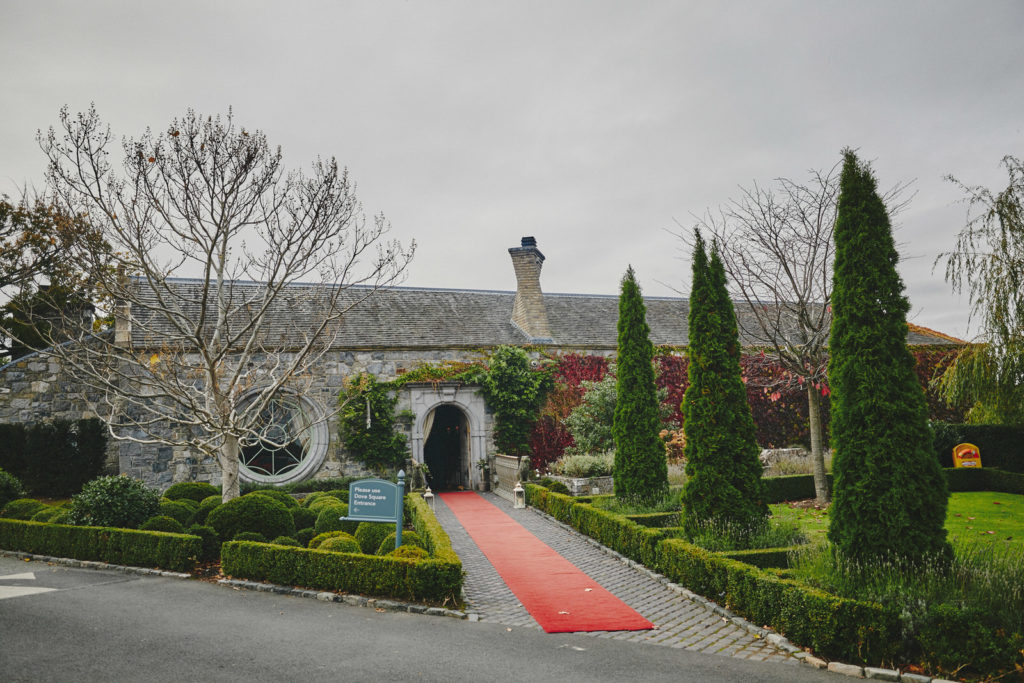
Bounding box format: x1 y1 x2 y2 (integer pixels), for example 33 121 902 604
612 266 668 502
827 150 951 563
681 233 767 538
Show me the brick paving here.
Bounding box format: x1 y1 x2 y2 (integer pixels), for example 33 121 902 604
434 492 794 663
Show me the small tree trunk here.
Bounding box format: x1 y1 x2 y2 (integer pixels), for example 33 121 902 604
220 435 241 502
806 383 831 504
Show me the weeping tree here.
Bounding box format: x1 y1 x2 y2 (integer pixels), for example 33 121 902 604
827 150 950 563
612 267 668 503
681 233 767 538
30 106 413 501
935 154 1024 425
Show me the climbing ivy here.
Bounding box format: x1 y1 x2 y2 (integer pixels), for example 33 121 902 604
479 346 553 456
338 373 409 473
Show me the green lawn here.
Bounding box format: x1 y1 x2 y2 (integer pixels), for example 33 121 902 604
769 491 1024 550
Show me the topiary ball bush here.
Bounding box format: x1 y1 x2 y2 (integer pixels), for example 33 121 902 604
187 524 221 562
325 488 349 503
1 498 47 520
319 535 361 554
306 495 344 513
295 527 316 547
291 506 318 531
270 536 301 547
0 467 25 511
207 494 295 542
539 479 571 496
246 489 299 509
233 531 266 542
49 510 72 525
140 515 186 534
67 475 161 529
175 497 200 512
192 495 223 525
30 506 63 523
308 530 356 550
314 502 356 535
389 545 429 560
354 522 393 555
158 499 195 526
375 530 425 556
163 481 220 503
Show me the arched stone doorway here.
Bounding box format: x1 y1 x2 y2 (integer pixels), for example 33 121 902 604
405 382 489 491
423 404 469 490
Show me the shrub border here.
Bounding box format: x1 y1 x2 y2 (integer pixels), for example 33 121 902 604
220 493 462 605
0 519 199 572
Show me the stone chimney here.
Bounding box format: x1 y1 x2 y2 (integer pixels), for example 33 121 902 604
509 236 553 343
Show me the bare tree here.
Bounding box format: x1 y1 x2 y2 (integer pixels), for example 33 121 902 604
677 165 912 504
32 106 414 501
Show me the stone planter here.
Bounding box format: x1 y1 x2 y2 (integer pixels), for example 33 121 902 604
546 474 614 497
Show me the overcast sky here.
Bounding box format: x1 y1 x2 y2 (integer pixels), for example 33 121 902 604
2 0 1022 339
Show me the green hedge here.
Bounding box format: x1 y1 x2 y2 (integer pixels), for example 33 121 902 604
715 546 803 569
524 482 896 663
931 423 1024 473
0 519 199 572
763 474 834 503
625 511 680 528
0 419 108 497
765 469 1024 500
220 493 461 605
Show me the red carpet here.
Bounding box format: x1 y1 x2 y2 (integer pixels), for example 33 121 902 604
440 491 653 634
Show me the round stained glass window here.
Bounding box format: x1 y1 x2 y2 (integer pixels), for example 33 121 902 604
236 389 328 484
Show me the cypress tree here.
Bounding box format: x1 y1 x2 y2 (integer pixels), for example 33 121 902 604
827 150 951 563
612 266 668 503
681 232 768 539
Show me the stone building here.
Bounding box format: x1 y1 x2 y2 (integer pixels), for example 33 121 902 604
0 237 957 492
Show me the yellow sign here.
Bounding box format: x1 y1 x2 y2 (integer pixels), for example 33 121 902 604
952 442 982 468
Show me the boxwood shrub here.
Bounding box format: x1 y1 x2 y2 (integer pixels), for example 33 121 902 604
187 523 221 562
0 518 199 572
158 500 195 526
207 493 295 542
67 476 161 529
314 503 356 535
291 506 319 531
0 467 25 511
1 498 48 520
192 495 223 525
141 515 186 534
376 530 425 556
354 521 392 554
246 489 300 509
163 482 220 503
320 535 361 553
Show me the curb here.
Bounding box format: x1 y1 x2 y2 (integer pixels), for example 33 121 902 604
2 550 467 622
524 508 961 683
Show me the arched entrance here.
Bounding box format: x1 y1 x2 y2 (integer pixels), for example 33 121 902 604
406 383 490 491
423 404 469 490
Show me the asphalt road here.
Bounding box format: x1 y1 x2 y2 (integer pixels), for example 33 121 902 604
0 556 844 683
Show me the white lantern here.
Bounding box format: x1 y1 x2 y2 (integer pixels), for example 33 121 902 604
423 486 435 511
513 481 526 509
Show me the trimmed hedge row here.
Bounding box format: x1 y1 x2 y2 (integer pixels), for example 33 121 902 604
220 493 462 605
524 483 896 664
624 511 680 528
764 468 1024 502
0 519 200 572
931 423 1024 473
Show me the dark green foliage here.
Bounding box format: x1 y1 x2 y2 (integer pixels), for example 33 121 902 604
319 535 361 553
681 235 768 538
270 535 301 547
354 521 393 554
313 502 356 535
174 497 199 512
295 527 316 547
612 267 668 503
479 345 552 456
140 515 186 534
191 495 222 525
0 468 26 512
158 499 194 526
375 530 425 556
291 506 318 530
220 493 461 604
913 603 1024 678
30 506 63 523
308 530 356 550
67 475 160 529
305 495 344 512
234 531 266 542
827 151 951 563
537 478 570 495
931 422 1024 472
206 493 295 542
163 481 220 503
389 545 429 560
1 498 47 520
186 524 221 562
0 518 200 572
338 373 409 472
49 510 71 524
763 474 834 503
0 419 107 497
246 488 299 508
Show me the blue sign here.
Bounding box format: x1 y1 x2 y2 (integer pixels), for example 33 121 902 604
341 470 406 549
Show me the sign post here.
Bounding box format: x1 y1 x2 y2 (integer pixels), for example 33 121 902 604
341 470 406 549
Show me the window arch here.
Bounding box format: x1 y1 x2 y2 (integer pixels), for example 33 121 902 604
236 388 328 485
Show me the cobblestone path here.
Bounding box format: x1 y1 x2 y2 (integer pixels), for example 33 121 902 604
433 492 794 663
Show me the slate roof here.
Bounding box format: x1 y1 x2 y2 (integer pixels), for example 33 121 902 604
129 279 960 350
